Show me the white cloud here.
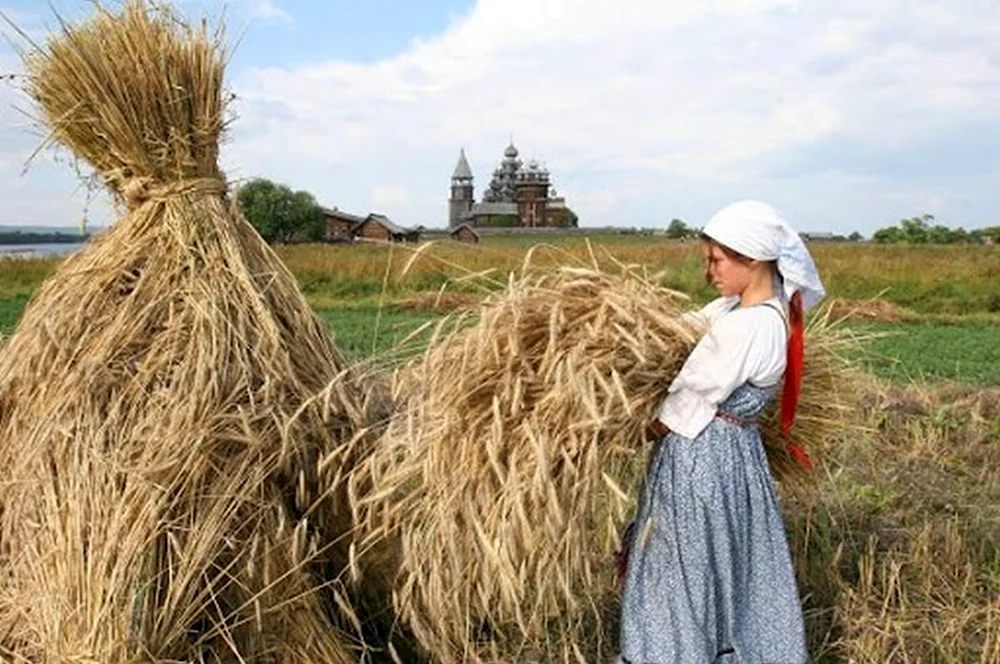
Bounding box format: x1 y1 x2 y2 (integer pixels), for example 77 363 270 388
369 184 412 212
244 0 292 24
223 0 1000 232
3 0 1000 234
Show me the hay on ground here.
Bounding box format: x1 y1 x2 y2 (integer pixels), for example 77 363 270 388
827 297 918 323
395 290 482 314
347 263 860 662
0 3 382 661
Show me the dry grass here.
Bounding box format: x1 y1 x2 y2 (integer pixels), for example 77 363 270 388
827 296 919 324
270 240 1000 316
0 3 383 661
344 259 859 662
5 241 999 318
785 380 1000 662
394 290 483 314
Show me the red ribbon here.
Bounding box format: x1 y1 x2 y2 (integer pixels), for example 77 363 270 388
781 291 814 470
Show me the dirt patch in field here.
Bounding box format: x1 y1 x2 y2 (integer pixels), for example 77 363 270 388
395 291 483 313
827 297 919 323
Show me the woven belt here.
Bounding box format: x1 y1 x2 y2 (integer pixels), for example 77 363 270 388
715 410 758 428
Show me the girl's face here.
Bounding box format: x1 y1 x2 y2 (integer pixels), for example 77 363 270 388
702 242 753 297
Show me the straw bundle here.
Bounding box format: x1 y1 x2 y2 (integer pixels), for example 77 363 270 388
0 3 379 661
348 263 856 662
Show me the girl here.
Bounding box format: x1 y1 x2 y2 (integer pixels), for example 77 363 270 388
619 200 825 663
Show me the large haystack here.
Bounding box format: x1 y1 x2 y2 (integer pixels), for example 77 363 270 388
0 3 381 661
348 264 858 662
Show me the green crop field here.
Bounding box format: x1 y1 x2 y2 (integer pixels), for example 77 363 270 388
8 295 997 385
853 321 1000 385
4 239 999 384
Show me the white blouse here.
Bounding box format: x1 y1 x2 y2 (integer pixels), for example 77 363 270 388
655 295 788 440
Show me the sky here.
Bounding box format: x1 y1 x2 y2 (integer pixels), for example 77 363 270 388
1 0 1000 236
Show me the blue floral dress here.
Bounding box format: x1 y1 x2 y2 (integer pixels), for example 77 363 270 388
619 382 809 664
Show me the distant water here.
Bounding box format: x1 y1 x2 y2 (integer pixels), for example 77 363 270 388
0 242 86 258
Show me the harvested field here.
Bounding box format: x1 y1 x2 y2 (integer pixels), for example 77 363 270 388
785 380 1000 662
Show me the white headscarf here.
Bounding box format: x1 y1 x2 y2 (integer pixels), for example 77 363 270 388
701 200 826 311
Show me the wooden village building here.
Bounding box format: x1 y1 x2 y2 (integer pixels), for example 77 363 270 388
448 142 573 229
322 207 365 242
450 223 481 244
353 214 421 243
321 208 421 243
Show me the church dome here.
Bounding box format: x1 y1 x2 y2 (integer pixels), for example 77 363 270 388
518 159 549 182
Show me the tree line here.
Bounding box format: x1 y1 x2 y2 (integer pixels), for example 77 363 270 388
872 214 999 245
665 215 999 245
661 219 860 241
0 230 87 245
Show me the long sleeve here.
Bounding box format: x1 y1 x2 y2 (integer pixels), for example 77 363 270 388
656 302 786 440
681 296 739 327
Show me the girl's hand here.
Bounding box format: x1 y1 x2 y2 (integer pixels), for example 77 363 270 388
645 418 670 441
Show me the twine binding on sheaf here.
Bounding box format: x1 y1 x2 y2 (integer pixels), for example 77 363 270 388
114 174 228 208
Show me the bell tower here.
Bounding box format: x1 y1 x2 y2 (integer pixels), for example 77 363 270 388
449 148 474 228
515 160 550 228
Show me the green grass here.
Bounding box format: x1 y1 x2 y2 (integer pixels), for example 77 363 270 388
0 295 29 334
0 296 440 364
3 242 998 385
0 257 61 299
849 321 1000 386
322 314 1000 387
0 296 439 363
5 241 1000 314
316 306 442 363
4 292 999 386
